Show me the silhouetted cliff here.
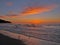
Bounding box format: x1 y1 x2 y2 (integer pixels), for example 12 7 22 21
0 19 11 23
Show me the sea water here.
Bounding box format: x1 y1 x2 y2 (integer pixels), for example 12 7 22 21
0 23 60 45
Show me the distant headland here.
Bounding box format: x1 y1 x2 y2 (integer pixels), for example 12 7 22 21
0 19 11 23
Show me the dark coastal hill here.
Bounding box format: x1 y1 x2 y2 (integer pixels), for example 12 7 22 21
0 19 11 23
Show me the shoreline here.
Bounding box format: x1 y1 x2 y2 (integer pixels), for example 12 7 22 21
0 34 26 45
0 30 60 45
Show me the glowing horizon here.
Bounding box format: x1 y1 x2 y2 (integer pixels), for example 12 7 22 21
0 0 60 24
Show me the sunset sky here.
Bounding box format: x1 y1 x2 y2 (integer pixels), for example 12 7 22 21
0 0 60 24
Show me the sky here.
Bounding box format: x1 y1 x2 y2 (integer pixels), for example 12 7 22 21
0 0 60 24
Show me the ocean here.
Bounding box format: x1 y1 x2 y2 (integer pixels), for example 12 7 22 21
0 23 60 45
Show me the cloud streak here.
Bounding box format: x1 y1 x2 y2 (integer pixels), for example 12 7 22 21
19 4 57 16
0 4 57 18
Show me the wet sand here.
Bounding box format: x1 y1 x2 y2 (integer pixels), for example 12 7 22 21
0 34 26 45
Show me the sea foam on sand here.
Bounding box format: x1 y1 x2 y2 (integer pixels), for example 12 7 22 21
0 30 60 45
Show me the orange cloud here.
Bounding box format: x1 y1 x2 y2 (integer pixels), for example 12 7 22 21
6 15 18 18
0 15 17 19
0 4 57 18
19 4 57 16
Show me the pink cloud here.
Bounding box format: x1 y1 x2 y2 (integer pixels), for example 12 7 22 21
6 2 13 6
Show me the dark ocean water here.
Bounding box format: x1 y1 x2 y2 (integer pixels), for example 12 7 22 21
0 23 60 44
